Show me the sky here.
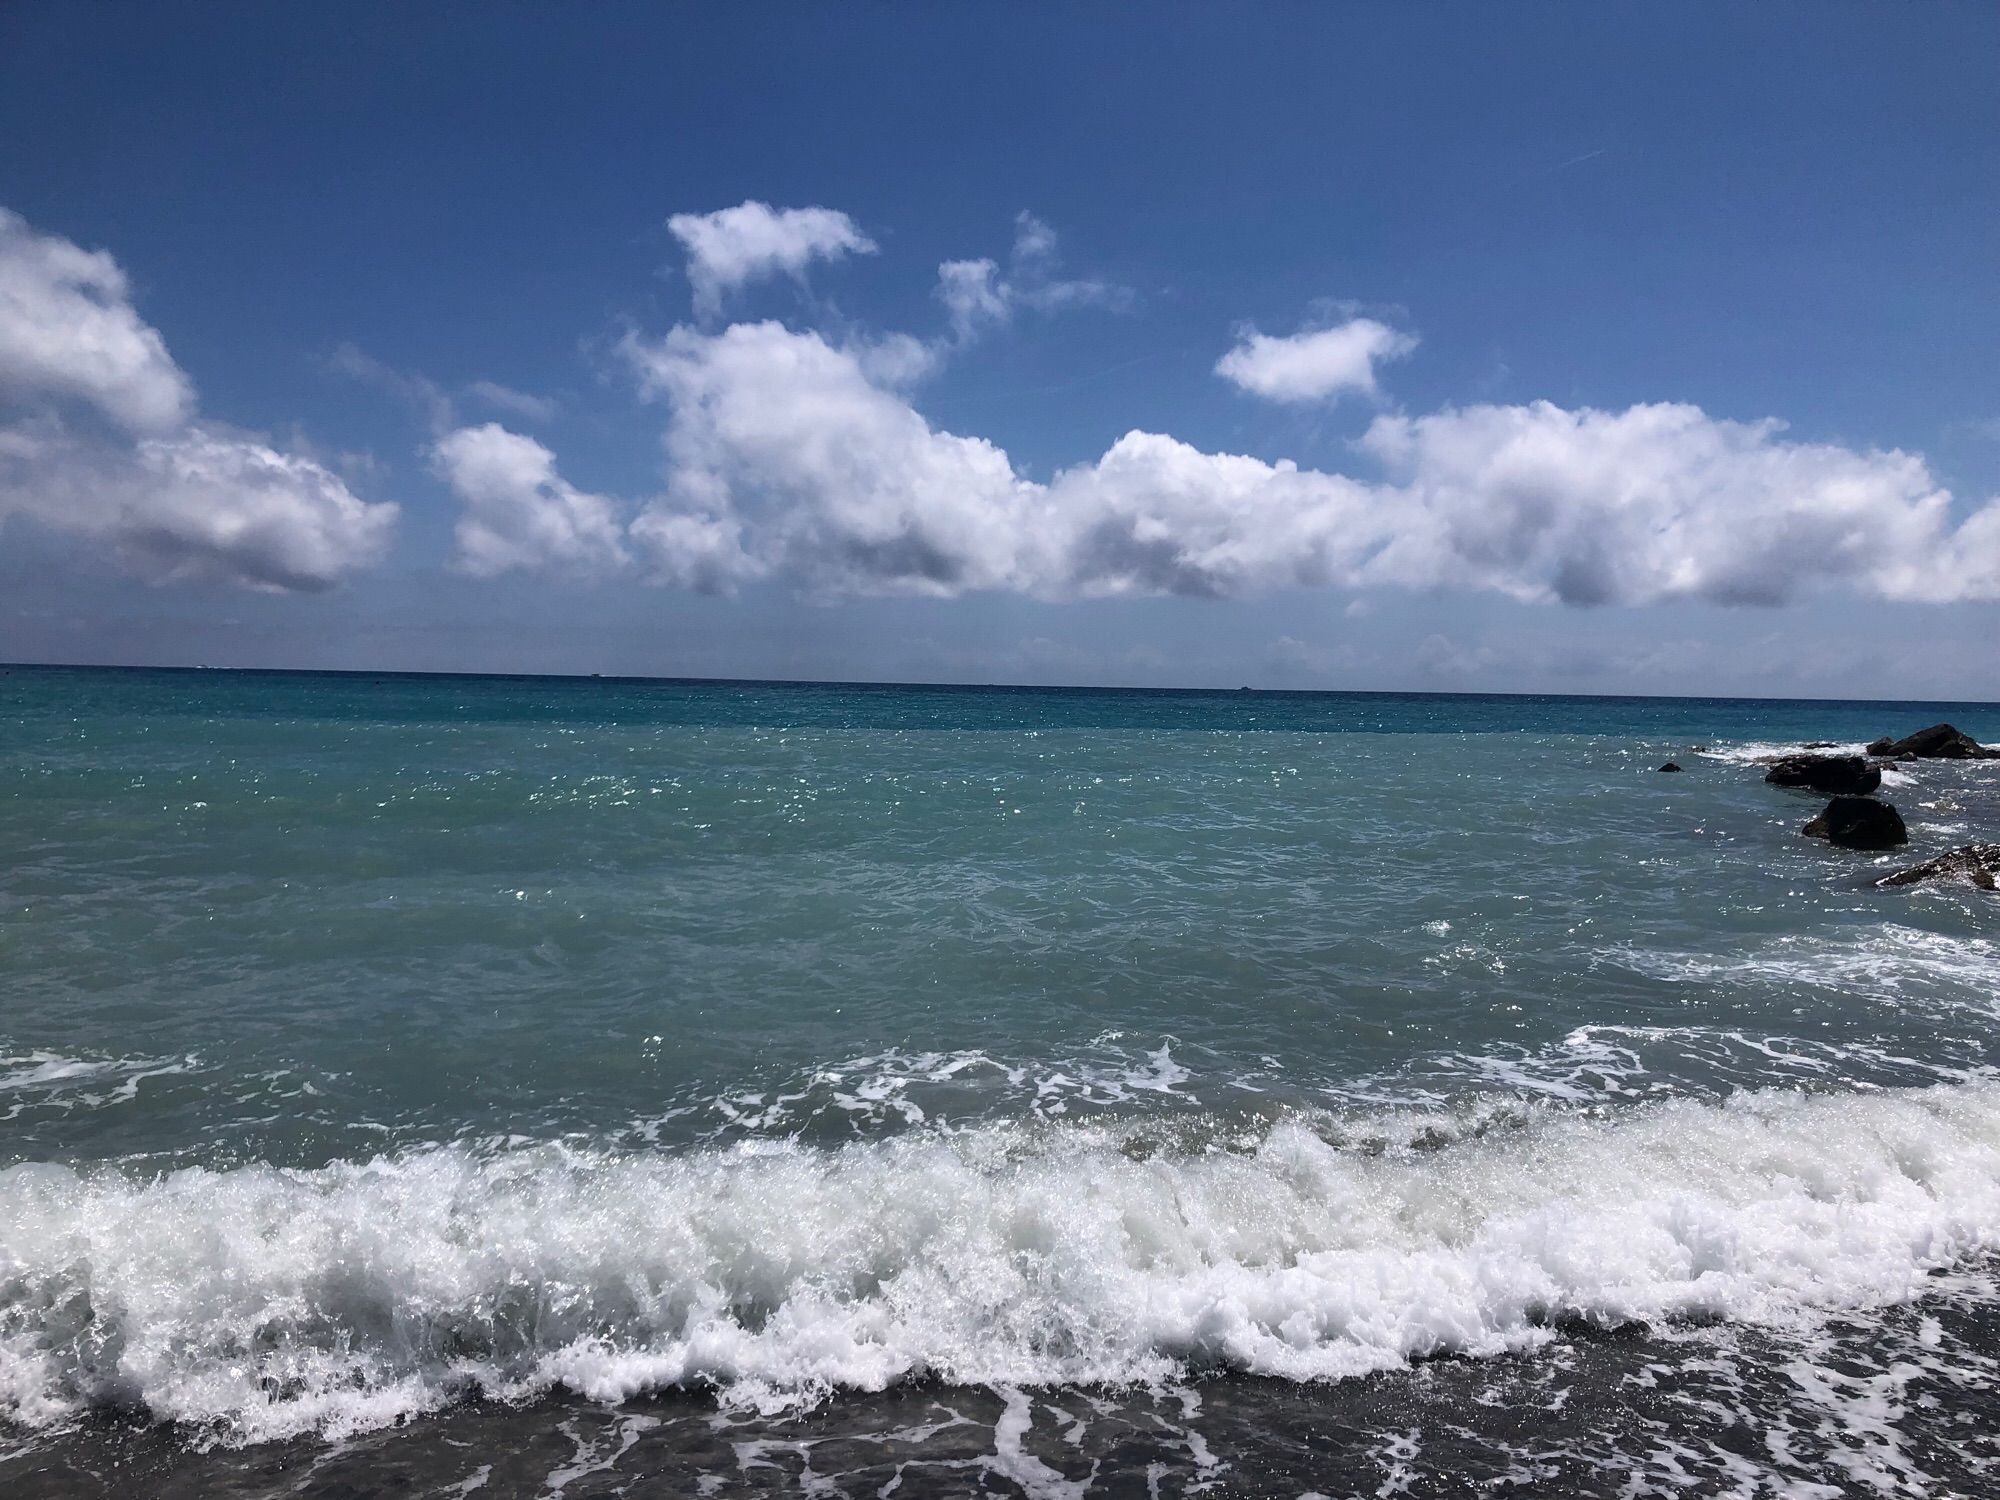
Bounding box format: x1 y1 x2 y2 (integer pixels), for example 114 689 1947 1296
1 2 1997 699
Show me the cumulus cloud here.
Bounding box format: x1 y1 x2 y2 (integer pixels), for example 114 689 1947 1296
1357 401 1982 606
604 317 2000 609
0 418 394 590
667 201 876 319
0 209 394 590
1215 316 1418 404
0 208 194 434
429 423 627 577
936 212 1130 342
623 320 1045 596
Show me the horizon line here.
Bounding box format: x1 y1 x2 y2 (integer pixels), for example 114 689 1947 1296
3 659 1997 710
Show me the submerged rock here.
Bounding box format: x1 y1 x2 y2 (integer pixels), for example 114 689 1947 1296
1764 755 1881 796
1864 724 2000 760
1657 762 1683 773
1877 844 1999 892
1802 797 1908 850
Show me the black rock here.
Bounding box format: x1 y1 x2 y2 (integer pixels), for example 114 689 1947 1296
1877 844 1999 892
1864 724 2000 760
1764 755 1881 796
1802 741 1842 749
1802 797 1908 850
1657 762 1683 773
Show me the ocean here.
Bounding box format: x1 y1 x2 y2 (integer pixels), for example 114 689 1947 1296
2 664 1998 1497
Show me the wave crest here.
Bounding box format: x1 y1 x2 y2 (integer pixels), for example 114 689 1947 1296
5 1082 2000 1445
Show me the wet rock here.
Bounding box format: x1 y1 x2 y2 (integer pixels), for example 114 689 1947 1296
1876 844 1999 892
1802 741 1842 750
1864 724 2000 760
1802 797 1908 850
1764 755 1881 796
1657 762 1683 773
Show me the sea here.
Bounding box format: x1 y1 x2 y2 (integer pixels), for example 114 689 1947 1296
2 664 1998 1498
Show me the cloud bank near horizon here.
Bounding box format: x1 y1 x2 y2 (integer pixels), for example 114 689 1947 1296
4 201 1996 610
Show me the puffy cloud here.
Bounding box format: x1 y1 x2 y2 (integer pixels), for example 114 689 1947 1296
429 423 627 577
0 209 395 590
0 420 394 590
935 212 1131 341
1357 401 1984 606
0 208 194 434
667 201 876 319
625 507 759 593
1215 317 1418 404
617 321 1393 600
1053 431 1386 598
610 318 2000 609
624 320 1046 596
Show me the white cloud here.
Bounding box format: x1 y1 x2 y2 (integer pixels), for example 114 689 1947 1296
624 320 1045 596
846 331 941 388
667 201 876 319
936 258 1011 341
0 208 194 434
1215 317 1418 404
1357 401 1984 606
609 317 2000 610
616 321 1398 600
1 419 395 590
0 209 395 590
935 212 1130 341
430 423 627 577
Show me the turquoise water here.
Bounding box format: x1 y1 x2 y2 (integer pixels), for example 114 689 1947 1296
3 666 1999 1493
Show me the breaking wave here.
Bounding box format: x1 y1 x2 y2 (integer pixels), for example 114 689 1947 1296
6 1081 2000 1446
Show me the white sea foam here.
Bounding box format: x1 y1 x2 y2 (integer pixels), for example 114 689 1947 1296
7 1082 2000 1446
1696 738 1997 787
657 1041 1218 1143
1612 924 2000 1005
0 1050 197 1121
1696 741 1872 767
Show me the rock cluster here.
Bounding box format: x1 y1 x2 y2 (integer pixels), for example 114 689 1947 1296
1682 722 1992 871
1864 723 2000 760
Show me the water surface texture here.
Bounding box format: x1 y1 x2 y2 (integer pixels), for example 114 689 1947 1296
3 667 1998 1496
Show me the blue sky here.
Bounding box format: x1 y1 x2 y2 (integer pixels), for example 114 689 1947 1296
1 3 1996 697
